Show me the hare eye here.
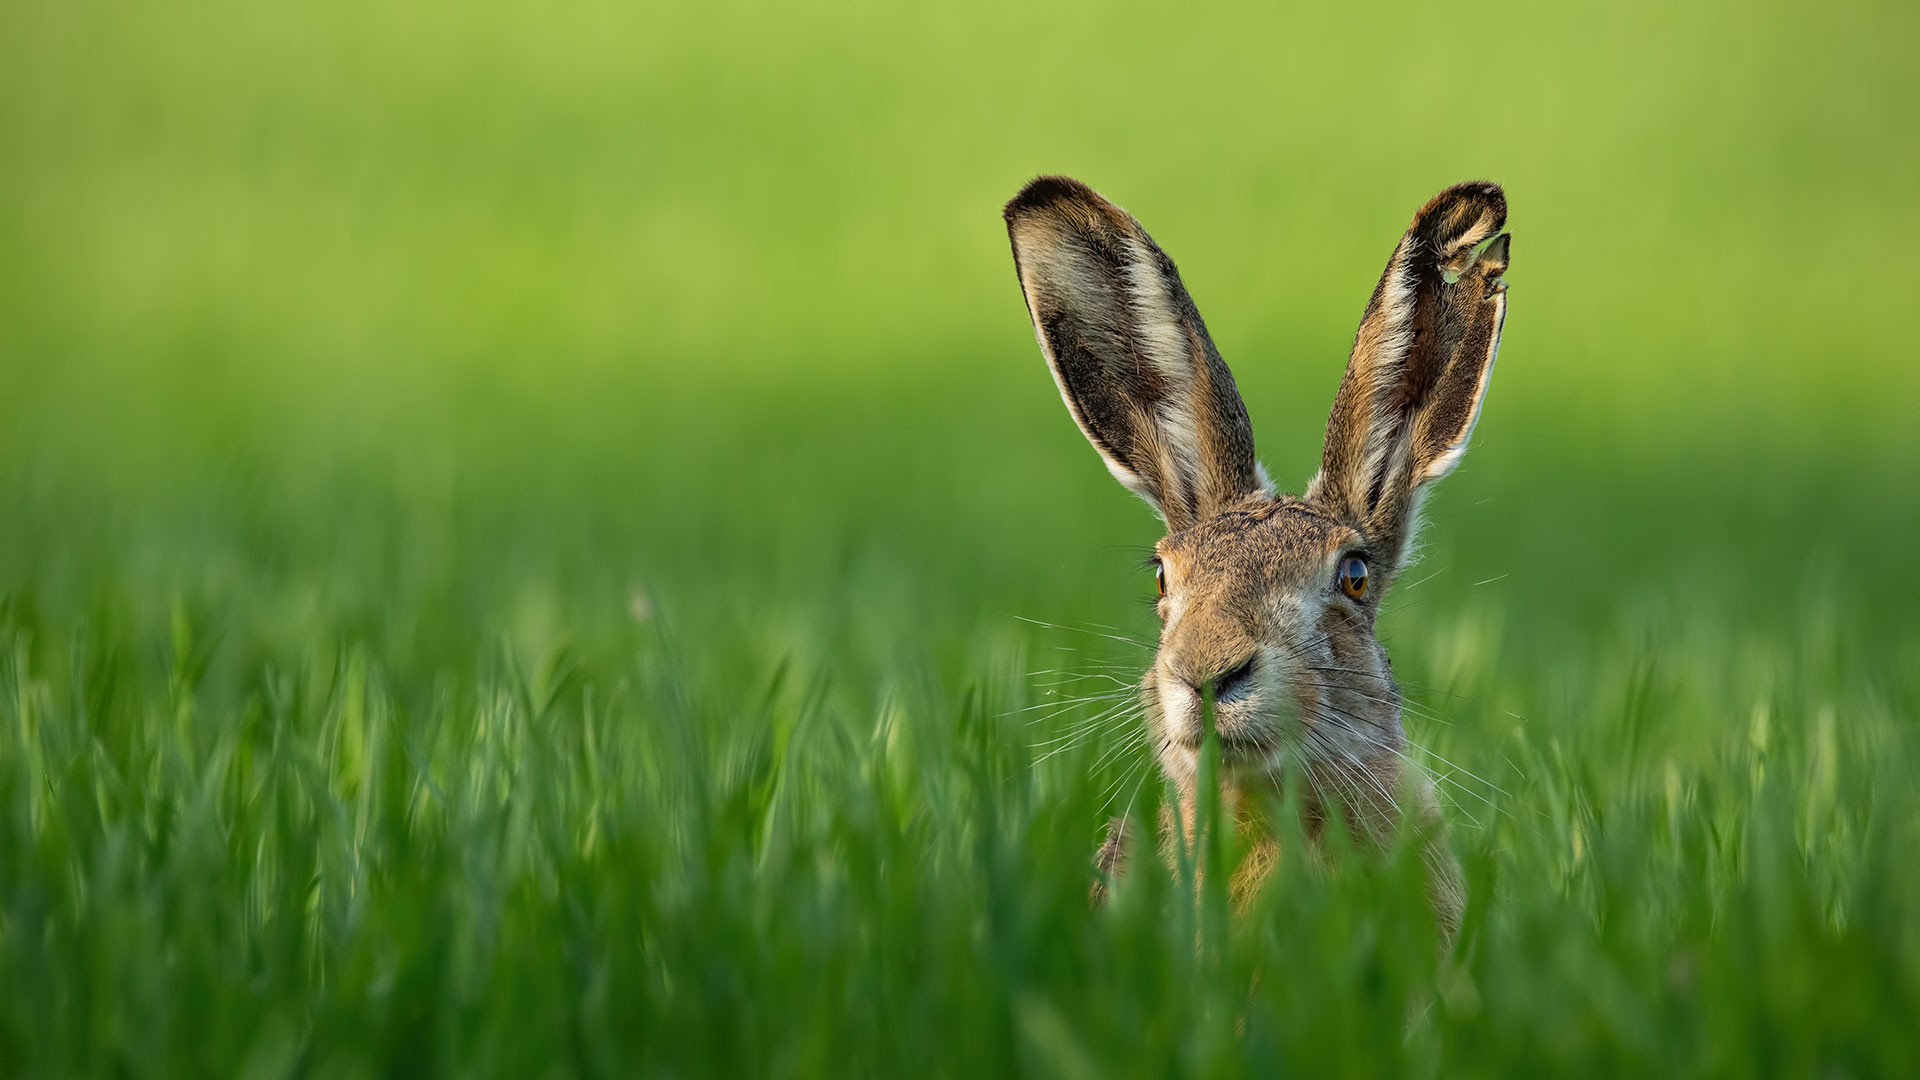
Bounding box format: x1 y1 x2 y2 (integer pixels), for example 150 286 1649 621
1153 563 1167 598
1338 556 1369 599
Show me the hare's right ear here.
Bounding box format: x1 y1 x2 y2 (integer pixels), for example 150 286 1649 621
1309 182 1511 572
1005 177 1264 533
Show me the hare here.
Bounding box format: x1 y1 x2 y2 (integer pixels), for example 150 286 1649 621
1003 177 1511 936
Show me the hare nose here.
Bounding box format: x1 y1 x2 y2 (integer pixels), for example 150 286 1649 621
1187 655 1257 702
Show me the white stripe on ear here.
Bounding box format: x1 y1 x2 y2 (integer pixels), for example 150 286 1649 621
1355 248 1420 496
1306 241 1418 511
1121 236 1195 387
1416 288 1507 485
1121 234 1206 513
1095 432 1156 502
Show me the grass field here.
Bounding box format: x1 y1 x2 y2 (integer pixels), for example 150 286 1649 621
3 0 1919 1074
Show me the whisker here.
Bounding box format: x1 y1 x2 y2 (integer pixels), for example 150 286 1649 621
1304 665 1532 728
1309 705 1505 822
1300 720 1404 818
1379 594 1438 618
1030 703 1138 762
1029 702 1134 748
1107 735 1170 825
1043 693 1136 729
1086 726 1148 775
1018 700 1135 739
1078 618 1152 638
1309 675 1460 732
1395 565 1448 593
1394 735 1513 800
1020 666 1138 680
1008 689 1133 716
1011 614 1152 651
1026 672 1137 691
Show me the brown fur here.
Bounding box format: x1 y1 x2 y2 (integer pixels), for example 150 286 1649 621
1007 176 1511 944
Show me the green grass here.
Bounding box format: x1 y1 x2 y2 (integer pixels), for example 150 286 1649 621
3 0 1919 1074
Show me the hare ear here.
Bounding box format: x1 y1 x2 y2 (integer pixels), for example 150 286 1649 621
1005 176 1265 532
1309 182 1511 568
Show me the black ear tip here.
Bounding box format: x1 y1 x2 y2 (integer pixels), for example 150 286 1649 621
1420 179 1502 200
1481 183 1508 220
1449 180 1506 213
1413 181 1508 247
1004 175 1101 223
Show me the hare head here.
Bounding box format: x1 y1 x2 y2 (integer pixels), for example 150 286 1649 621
1004 177 1508 880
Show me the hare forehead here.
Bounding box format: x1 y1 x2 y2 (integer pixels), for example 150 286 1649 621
1161 503 1353 595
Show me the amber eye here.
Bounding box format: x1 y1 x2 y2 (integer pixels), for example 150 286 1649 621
1153 563 1166 598
1337 556 1369 599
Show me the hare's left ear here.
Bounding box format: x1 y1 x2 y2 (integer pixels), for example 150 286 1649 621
1005 176 1265 533
1309 182 1511 570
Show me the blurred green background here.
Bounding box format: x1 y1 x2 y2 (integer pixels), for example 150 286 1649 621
2 0 1917 1075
